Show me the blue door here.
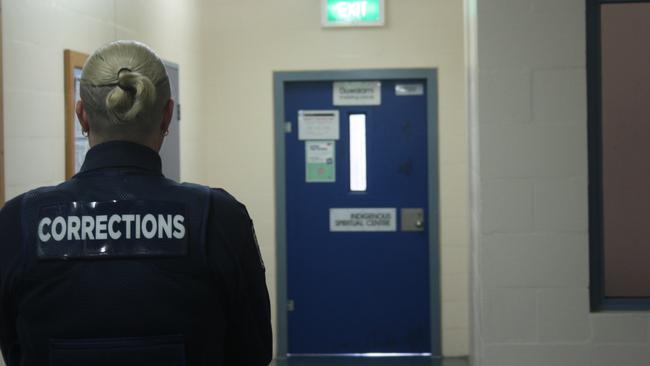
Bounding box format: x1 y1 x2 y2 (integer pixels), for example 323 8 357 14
284 77 436 355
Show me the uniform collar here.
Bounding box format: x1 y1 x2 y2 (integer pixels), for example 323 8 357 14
79 141 162 174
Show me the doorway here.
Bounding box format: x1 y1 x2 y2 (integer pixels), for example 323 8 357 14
274 69 440 359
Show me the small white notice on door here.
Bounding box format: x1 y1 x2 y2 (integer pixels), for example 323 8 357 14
395 83 424 96
298 110 340 140
333 81 381 106
330 208 397 232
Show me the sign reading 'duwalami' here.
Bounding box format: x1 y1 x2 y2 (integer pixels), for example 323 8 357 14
333 81 381 106
330 208 396 232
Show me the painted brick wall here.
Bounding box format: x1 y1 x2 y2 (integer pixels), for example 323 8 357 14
474 0 650 365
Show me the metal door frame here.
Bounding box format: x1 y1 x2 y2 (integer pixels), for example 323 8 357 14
161 60 181 182
273 69 440 358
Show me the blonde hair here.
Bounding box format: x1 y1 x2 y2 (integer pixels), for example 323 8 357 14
80 40 171 142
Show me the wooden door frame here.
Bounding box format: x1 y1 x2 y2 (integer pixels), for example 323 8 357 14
63 50 88 179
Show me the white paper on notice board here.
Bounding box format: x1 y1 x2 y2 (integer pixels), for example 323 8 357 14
298 110 340 140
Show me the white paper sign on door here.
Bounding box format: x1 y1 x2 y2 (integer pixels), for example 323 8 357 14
395 83 424 96
333 81 381 106
329 208 397 232
298 110 340 140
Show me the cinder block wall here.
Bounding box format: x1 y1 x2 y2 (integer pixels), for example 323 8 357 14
474 0 650 365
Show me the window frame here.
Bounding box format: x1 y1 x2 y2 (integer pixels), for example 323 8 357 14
348 113 367 192
587 0 650 311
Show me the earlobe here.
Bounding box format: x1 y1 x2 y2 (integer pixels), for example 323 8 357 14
161 99 174 134
76 100 90 135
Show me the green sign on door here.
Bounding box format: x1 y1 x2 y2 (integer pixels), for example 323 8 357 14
322 0 385 27
305 141 336 183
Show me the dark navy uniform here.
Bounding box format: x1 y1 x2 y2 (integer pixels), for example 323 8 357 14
0 141 272 366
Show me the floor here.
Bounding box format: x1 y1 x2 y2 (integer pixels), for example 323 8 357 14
271 357 469 366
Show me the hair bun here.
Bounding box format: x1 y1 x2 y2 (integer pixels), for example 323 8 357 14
105 70 157 123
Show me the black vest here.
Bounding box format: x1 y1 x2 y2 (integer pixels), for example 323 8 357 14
14 142 226 366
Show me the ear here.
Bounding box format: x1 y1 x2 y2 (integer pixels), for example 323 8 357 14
160 99 174 135
75 100 90 134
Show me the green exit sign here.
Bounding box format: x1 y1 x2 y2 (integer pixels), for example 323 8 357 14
322 0 385 27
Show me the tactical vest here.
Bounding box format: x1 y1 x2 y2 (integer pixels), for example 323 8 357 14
15 169 223 366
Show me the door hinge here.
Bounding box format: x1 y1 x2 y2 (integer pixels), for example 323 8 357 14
285 121 292 133
287 299 295 312
177 104 181 122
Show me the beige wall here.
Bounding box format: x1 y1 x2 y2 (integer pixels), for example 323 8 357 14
1 0 204 201
114 0 204 183
199 0 469 356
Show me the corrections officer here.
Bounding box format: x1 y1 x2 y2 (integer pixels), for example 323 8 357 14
0 41 272 366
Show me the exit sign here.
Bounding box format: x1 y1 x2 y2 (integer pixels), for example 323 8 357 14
322 0 385 27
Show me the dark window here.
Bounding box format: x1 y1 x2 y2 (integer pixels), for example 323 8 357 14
588 0 650 310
